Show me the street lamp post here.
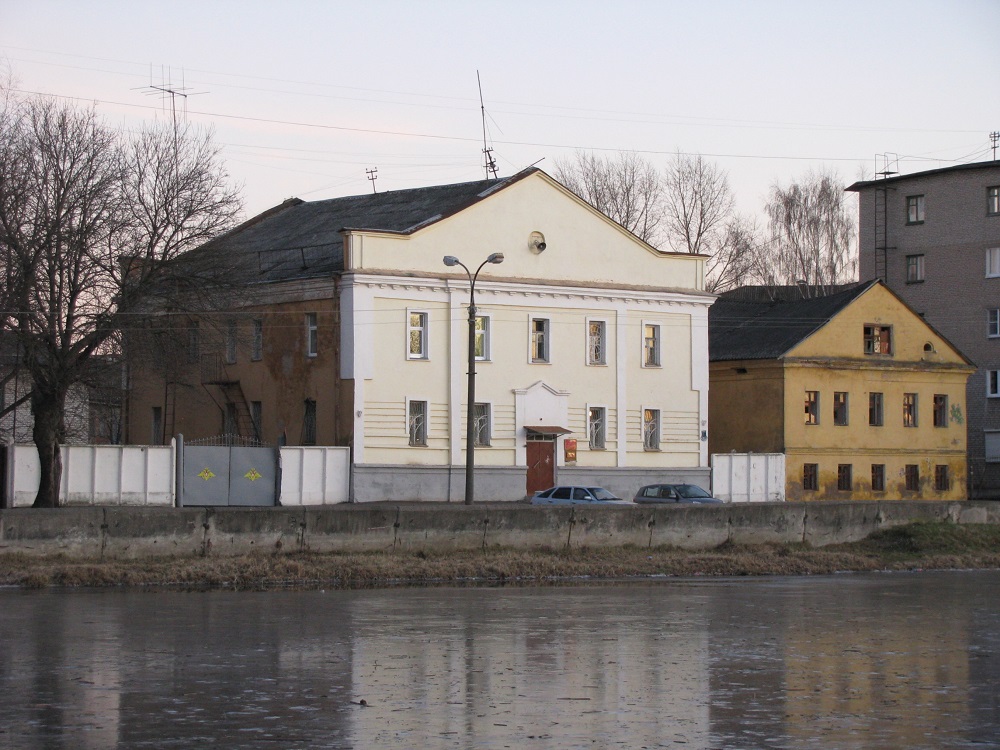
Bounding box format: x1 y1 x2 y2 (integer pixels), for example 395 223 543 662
443 252 504 504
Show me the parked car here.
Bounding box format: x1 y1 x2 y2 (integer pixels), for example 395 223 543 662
633 483 725 504
530 486 632 505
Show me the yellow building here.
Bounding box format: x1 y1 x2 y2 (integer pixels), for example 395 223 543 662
709 281 974 500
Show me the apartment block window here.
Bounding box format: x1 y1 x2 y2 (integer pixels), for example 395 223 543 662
643 324 661 367
833 392 849 426
306 313 318 357
905 254 925 283
530 317 550 363
903 393 918 427
987 248 1000 278
988 186 1000 216
869 392 884 426
302 399 317 445
225 320 238 364
864 324 892 355
474 316 490 361
187 324 200 364
986 431 1000 462
408 311 429 360
933 394 948 427
252 319 263 361
588 406 606 450
934 465 950 491
643 409 660 450
588 320 607 365
223 402 237 435
151 406 163 446
871 464 885 492
803 463 819 491
906 194 925 224
905 464 920 491
408 399 427 446
473 402 491 447
805 391 819 425
990 309 1000 338
837 464 852 492
250 401 262 442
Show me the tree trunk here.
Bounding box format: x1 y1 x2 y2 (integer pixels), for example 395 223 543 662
31 388 66 508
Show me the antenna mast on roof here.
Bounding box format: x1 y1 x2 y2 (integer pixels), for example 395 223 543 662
366 167 378 194
875 153 899 179
477 71 499 180
991 131 999 161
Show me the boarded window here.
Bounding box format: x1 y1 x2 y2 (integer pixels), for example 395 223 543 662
805 391 819 425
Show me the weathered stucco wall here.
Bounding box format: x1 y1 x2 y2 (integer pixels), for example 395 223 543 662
2 501 996 559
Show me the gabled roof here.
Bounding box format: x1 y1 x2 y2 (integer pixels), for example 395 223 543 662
195 168 540 283
709 281 874 361
845 160 1000 192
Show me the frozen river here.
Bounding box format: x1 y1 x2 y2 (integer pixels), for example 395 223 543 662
1 570 999 749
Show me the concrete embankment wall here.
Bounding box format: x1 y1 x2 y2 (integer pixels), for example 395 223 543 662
2 501 998 559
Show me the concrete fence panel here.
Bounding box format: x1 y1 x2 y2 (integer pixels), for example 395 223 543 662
279 447 350 505
712 453 785 503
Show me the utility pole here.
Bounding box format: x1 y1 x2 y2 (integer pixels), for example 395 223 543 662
366 167 378 194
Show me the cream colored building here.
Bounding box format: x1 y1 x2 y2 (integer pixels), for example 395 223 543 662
128 168 714 501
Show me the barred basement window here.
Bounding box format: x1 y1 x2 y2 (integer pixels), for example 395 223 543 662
588 406 606 450
473 403 490 446
408 400 427 446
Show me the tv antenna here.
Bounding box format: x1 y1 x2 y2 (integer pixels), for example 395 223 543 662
366 167 378 194
136 65 206 132
991 131 999 161
875 152 899 179
477 71 499 180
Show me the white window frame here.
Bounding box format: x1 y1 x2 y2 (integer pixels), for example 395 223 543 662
905 254 924 283
642 407 660 451
642 322 661 368
906 194 925 224
530 316 550 363
988 248 1000 279
588 404 607 450
587 318 607 366
251 319 263 361
988 186 1000 217
306 313 318 358
406 397 429 446
473 402 492 447
473 314 491 362
985 430 1000 462
407 310 429 360
989 370 1000 398
990 309 1000 338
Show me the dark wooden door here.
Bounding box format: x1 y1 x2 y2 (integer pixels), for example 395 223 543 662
526 440 555 495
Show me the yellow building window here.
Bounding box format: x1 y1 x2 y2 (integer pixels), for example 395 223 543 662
805 391 819 425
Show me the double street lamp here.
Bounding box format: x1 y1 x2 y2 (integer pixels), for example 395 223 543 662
443 252 505 504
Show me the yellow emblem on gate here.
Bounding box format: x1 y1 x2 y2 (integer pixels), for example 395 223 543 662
245 468 263 482
197 468 215 481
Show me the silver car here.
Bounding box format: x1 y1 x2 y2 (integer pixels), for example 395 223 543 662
530 486 632 505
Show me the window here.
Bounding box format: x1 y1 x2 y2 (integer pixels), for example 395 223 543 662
805 391 819 425
837 464 852 491
187 323 200 364
988 186 1000 216
251 401 262 442
986 431 1000 462
864 325 892 355
905 464 920 491
225 320 237 364
871 464 885 492
903 393 918 427
933 394 948 427
408 311 428 359
643 324 661 367
474 316 490 361
905 254 924 283
833 392 849 426
990 370 1000 398
990 310 1000 338
302 399 317 445
531 318 550 363
589 406 606 450
151 406 163 445
803 463 818 491
252 319 263 361
223 402 237 435
587 320 607 365
306 313 318 357
934 465 950 491
408 399 427 446
869 392 884 426
987 248 1000 278
473 402 490 446
906 194 925 224
643 409 660 450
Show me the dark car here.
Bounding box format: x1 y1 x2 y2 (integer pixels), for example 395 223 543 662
633 483 725 504
530 486 632 505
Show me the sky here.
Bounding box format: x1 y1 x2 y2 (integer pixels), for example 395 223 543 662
1 0 998 241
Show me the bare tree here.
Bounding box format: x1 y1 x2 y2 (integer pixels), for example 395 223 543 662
663 152 734 256
554 151 666 246
758 170 857 295
705 214 762 293
0 91 243 507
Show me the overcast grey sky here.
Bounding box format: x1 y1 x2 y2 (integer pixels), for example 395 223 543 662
2 0 998 235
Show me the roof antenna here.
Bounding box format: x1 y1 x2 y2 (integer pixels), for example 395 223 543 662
366 167 378 194
477 71 499 180
991 131 999 161
875 153 898 179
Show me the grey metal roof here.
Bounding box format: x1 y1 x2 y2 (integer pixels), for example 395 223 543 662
194 169 538 283
845 160 1000 192
709 281 874 361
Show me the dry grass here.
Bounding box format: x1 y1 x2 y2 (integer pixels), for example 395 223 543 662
2 522 999 590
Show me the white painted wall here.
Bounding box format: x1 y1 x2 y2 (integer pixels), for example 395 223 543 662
712 453 786 503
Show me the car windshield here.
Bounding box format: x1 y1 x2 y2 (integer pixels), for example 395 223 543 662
589 488 617 501
677 485 711 498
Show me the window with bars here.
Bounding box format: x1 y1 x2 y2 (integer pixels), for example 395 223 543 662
302 399 317 445
642 409 660 450
408 400 427 446
905 464 920 491
871 464 885 492
864 325 892 355
587 320 606 365
869 392 884 426
803 463 818 491
837 464 852 491
408 312 428 359
934 465 950 491
643 324 661 367
903 393 918 427
531 318 550 363
473 403 490 446
589 406 606 450
833 392 849 426
805 391 819 425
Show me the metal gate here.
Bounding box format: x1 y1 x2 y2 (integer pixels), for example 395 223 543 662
182 444 277 507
